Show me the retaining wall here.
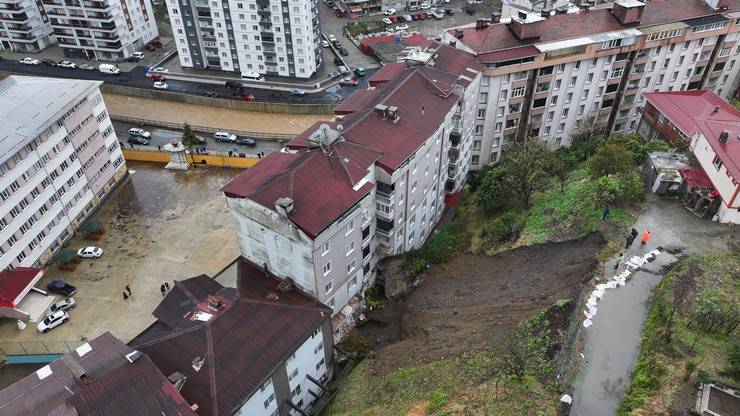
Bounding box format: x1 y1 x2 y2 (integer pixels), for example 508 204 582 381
123 150 260 169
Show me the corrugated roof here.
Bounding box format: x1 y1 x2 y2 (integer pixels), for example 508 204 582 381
0 76 101 166
679 167 714 190
129 261 332 416
0 267 43 308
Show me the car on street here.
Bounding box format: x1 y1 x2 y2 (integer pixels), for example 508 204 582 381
290 88 306 96
79 64 95 71
328 34 336 42
332 40 342 49
47 280 77 297
339 47 348 56
421 2 431 9
395 24 409 31
153 81 168 90
390 15 399 23
41 59 57 67
321 40 330 48
203 91 220 98
384 8 396 15
333 57 343 66
46 298 76 317
58 61 76 69
37 311 69 333
20 57 39 65
130 51 145 60
338 65 349 74
150 67 169 73
230 93 255 101
127 127 151 138
328 71 339 78
235 137 256 146
382 17 392 25
225 80 244 90
354 67 366 76
150 73 166 81
340 77 359 86
445 8 454 15
77 246 103 258
127 136 150 145
214 132 237 142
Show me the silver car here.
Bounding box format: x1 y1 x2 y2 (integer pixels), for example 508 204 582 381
46 298 76 317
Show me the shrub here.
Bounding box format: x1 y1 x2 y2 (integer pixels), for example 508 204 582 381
426 390 448 412
590 142 634 178
592 176 622 205
619 171 646 203
491 211 521 241
365 287 385 311
341 333 371 356
475 165 508 213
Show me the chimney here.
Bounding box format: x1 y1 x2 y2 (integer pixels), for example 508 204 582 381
61 354 89 385
374 104 388 118
475 19 488 29
611 0 645 25
448 39 457 47
540 6 552 18
555 5 570 14
509 12 546 40
168 372 187 391
454 28 464 38
718 130 729 144
581 0 594 11
491 12 501 23
713 106 720 114
387 106 399 121
274 197 294 217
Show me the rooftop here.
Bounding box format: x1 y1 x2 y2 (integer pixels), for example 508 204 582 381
448 0 738 55
0 332 195 416
0 267 43 308
129 260 332 416
0 76 101 166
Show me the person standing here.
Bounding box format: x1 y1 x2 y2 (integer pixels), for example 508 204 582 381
125 284 131 296
614 252 625 270
123 292 128 300
641 230 652 245
164 282 170 291
160 284 166 296
625 228 639 249
603 205 611 220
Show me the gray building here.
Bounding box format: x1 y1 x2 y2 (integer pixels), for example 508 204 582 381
0 0 54 53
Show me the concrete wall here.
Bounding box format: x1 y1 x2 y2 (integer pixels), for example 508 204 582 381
100 85 335 115
121 150 260 168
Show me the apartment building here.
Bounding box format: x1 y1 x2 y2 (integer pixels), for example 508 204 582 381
223 43 480 334
638 89 740 223
0 76 127 271
43 0 158 60
445 0 740 169
130 260 334 416
166 0 321 78
0 0 55 52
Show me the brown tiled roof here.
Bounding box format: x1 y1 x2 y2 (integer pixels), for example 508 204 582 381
129 261 332 416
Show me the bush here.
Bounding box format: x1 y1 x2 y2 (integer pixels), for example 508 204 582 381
341 333 371 356
365 287 385 311
426 390 448 412
590 142 634 178
491 211 521 241
619 171 646 203
474 165 508 213
592 176 622 205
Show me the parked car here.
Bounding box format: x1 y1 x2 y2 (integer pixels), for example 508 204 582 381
79 64 95 71
290 88 306 96
150 66 169 73
47 280 77 297
412 13 419 20
225 80 244 90
328 71 339 78
333 57 343 66
382 17 392 25
150 73 166 81
145 44 157 51
37 311 69 333
127 136 150 145
214 132 237 142
354 67 366 77
19 57 39 65
445 8 454 15
240 71 264 82
153 81 168 90
390 15 399 23
338 65 349 74
77 247 103 258
130 51 145 60
235 137 256 146
420 2 431 9
46 298 76 317
384 8 396 15
230 93 255 101
322 39 330 48
203 91 220 98
328 34 336 42
58 61 77 69
127 127 151 138
395 24 409 31
332 40 342 49
339 47 348 56
41 59 57 67
148 40 163 48
340 77 359 86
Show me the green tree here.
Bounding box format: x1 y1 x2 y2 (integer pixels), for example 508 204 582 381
569 112 605 161
593 176 622 205
548 153 570 191
475 164 508 213
181 123 199 164
610 133 670 165
620 171 646 203
589 142 634 178
503 138 549 208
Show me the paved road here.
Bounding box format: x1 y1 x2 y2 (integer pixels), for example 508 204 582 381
112 121 284 155
0 58 375 104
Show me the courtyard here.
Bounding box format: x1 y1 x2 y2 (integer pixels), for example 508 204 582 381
0 162 241 354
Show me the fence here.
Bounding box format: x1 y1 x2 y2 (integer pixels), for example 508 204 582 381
0 339 78 356
122 148 261 169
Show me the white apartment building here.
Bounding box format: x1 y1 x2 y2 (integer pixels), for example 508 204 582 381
43 0 158 60
0 0 55 52
223 43 481 335
0 76 127 271
445 0 740 169
166 0 321 78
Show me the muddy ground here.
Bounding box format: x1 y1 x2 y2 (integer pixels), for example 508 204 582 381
355 233 605 375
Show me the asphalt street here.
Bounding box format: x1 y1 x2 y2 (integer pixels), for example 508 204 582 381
112 121 284 155
0 58 375 104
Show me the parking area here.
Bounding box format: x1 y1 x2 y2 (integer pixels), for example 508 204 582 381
0 162 240 349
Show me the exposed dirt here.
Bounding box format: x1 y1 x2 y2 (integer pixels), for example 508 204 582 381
355 233 605 375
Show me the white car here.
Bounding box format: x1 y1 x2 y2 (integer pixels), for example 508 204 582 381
77 246 103 258
395 24 409 31
322 40 330 48
214 132 237 142
328 34 336 42
384 8 396 15
420 2 431 9
38 311 69 333
150 67 169 73
131 51 145 59
153 81 168 90
128 128 151 138
46 298 76 317
20 57 39 65
59 61 76 69
382 18 392 25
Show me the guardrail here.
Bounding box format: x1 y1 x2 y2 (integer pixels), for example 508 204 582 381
110 114 295 141
126 143 265 158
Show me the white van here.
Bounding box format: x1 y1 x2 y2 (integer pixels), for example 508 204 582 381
240 71 264 82
99 64 120 75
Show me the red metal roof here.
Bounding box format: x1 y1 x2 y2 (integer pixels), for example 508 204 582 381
222 139 382 238
367 62 406 87
680 167 714 190
694 118 740 182
0 267 43 308
448 0 737 54
129 260 332 416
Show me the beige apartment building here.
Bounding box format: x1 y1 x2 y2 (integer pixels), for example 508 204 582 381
445 0 740 169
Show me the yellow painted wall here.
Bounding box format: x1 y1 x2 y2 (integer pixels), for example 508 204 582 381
123 150 260 169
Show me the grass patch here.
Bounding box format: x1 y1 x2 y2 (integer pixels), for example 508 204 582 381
411 217 465 266
619 253 740 415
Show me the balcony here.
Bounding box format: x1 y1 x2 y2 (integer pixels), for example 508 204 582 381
376 181 394 199
449 131 461 148
376 207 394 221
445 179 456 194
451 116 462 134
448 147 459 163
448 165 458 180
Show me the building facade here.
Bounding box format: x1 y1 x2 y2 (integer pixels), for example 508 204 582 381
0 76 127 272
0 0 55 53
44 0 158 60
445 0 740 169
166 0 321 78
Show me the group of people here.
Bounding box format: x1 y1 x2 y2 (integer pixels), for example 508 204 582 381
121 283 172 300
614 228 653 270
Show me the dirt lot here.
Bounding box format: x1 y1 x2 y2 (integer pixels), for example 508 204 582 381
355 233 604 375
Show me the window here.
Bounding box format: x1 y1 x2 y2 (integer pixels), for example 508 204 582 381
316 358 325 371
586 73 594 83
345 241 355 256
558 123 565 133
554 79 562 90
477 109 486 119
291 385 301 398
263 393 275 409
325 281 333 294
314 342 323 354
473 140 481 150
347 276 357 292
550 96 558 106
565 92 573 103
322 262 331 276
511 86 525 97
496 106 505 117
562 108 569 118
547 111 554 121
474 125 483 135
347 260 356 274
499 90 507 100
479 92 489 103
712 155 723 170
344 220 353 235
611 67 624 78
569 76 577 87
556 64 565 73
471 155 479 165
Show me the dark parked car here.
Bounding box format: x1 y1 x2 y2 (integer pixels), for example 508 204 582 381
333 57 343 66
47 280 77 297
150 73 166 82
225 80 244 90
339 47 348 56
445 8 454 15
203 91 221 98
41 59 57 67
127 136 150 145
235 137 257 146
